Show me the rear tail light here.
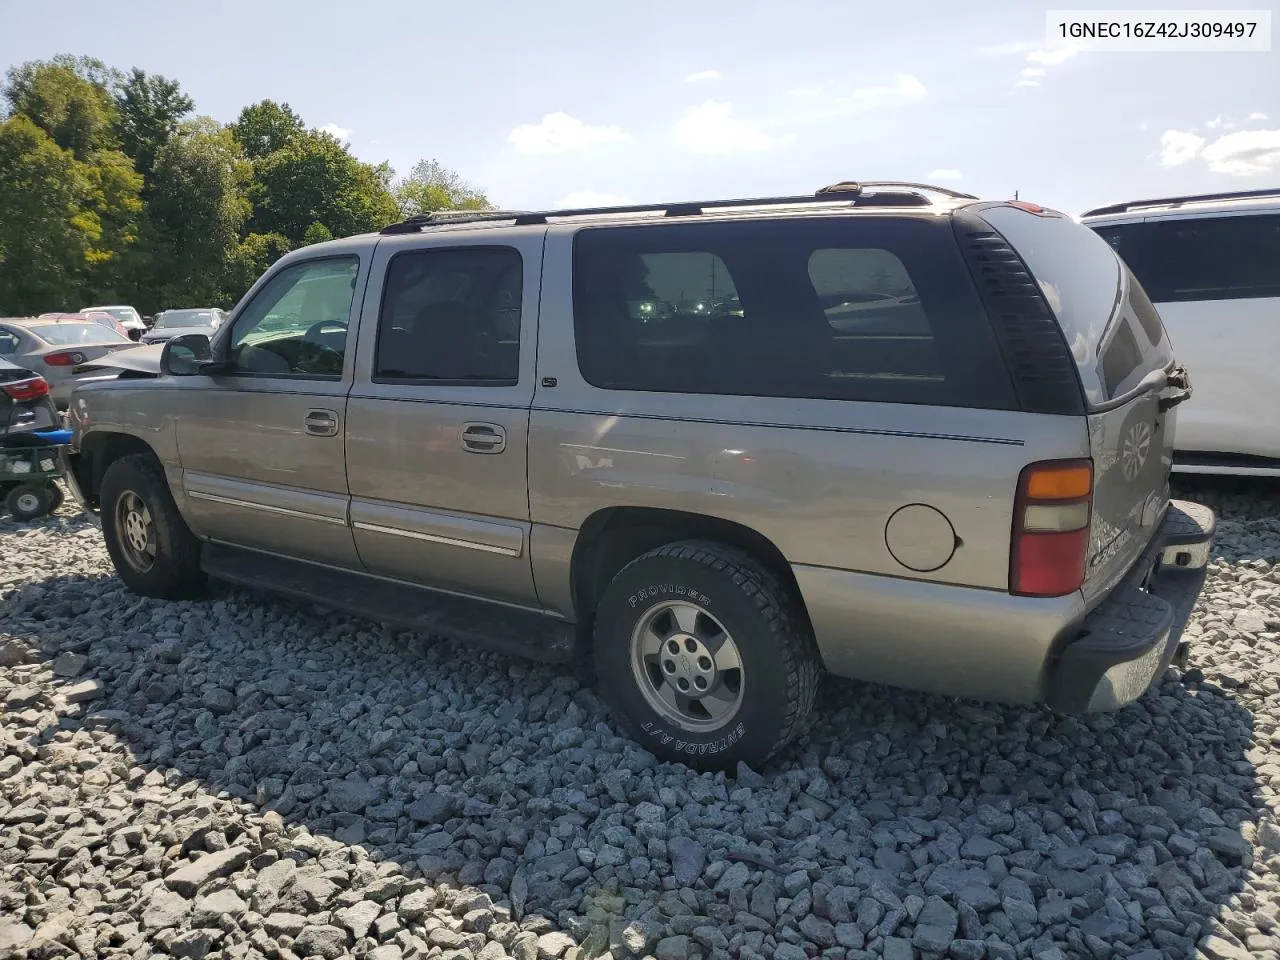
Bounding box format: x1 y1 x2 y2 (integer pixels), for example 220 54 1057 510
1011 458 1094 597
44 351 86 367
1 376 51 402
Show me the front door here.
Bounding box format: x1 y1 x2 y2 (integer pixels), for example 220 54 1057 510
172 254 367 569
345 232 543 608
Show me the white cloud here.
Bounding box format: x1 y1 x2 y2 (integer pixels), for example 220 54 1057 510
1159 129 1206 167
792 75 928 118
553 189 635 208
1206 114 1236 131
684 69 721 83
508 112 631 155
1014 79 1042 89
976 39 1041 57
926 168 963 182
671 100 796 155
318 123 351 142
1249 112 1269 121
1026 45 1081 67
1202 128 1280 175
1138 123 1149 132
1020 67 1047 78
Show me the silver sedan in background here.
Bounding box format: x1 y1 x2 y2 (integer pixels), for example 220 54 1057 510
0 317 137 408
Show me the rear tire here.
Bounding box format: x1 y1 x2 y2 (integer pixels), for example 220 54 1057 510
100 453 206 599
593 540 821 771
6 483 53 521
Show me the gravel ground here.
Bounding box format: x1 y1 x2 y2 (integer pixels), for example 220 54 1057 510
1 478 1279 960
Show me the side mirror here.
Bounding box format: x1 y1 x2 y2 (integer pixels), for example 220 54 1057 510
160 333 213 376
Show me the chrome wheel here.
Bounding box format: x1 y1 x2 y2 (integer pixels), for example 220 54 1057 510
630 600 744 732
116 490 157 572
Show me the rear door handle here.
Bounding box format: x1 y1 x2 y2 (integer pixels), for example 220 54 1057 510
304 408 339 437
461 422 506 454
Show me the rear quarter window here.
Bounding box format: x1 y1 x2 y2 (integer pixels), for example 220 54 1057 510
981 207 1173 406
571 216 1018 410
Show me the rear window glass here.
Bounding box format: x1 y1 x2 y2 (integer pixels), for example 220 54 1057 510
572 216 1017 409
1092 214 1280 303
29 323 129 345
981 207 1172 406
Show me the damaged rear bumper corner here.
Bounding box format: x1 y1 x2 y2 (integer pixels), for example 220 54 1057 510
1045 499 1216 713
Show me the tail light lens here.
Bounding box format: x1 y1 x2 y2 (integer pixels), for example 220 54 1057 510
1 376 51 402
44 351 86 367
1011 459 1094 597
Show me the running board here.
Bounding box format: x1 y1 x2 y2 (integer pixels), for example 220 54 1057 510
201 542 576 664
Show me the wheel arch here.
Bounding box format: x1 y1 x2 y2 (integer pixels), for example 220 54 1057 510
76 431 159 508
569 506 811 632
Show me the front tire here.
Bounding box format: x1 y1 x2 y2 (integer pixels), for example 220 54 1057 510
593 540 821 771
100 454 206 599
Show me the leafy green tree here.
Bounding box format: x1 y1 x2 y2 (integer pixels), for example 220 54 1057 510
230 99 304 159
248 130 399 244
302 221 333 245
113 68 194 179
393 158 492 217
132 118 251 310
2 55 118 159
0 116 93 311
226 232 292 301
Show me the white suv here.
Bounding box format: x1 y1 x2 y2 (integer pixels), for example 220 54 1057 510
1081 188 1280 477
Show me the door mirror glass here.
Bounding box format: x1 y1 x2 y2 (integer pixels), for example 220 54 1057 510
160 333 212 376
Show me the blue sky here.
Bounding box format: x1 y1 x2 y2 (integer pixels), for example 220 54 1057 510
3 0 1276 216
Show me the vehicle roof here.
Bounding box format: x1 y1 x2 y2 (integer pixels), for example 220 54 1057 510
294 181 1033 257
1080 186 1280 223
81 304 136 309
29 313 94 322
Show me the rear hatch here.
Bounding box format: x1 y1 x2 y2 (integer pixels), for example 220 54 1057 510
977 206 1181 606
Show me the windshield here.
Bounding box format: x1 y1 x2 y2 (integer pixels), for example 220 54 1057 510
30 323 131 345
97 307 139 324
155 309 217 329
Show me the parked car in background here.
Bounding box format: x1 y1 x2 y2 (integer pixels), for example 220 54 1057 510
80 304 147 341
0 316 136 408
1082 187 1280 476
0 355 59 435
141 308 227 345
62 182 1214 770
41 310 132 341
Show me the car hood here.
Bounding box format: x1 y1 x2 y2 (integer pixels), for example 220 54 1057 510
77 343 164 375
143 325 215 341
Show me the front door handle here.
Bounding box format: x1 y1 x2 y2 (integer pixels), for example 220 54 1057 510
461 422 506 454
304 408 339 437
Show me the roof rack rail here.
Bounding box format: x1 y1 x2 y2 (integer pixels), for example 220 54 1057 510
380 209 538 235
818 179 980 200
1080 186 1280 218
378 180 978 234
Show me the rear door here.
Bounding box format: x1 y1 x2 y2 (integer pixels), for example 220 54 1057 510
345 229 543 608
980 206 1177 605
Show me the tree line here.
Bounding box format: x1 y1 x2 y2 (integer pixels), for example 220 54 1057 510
0 54 492 316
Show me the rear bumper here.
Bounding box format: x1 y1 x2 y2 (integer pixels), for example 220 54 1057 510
1044 499 1216 713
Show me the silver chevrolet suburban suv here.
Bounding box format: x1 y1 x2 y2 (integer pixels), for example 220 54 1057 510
61 181 1216 770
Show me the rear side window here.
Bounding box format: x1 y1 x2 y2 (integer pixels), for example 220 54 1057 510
572 216 1017 409
981 207 1173 406
1093 214 1280 303
374 246 522 384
